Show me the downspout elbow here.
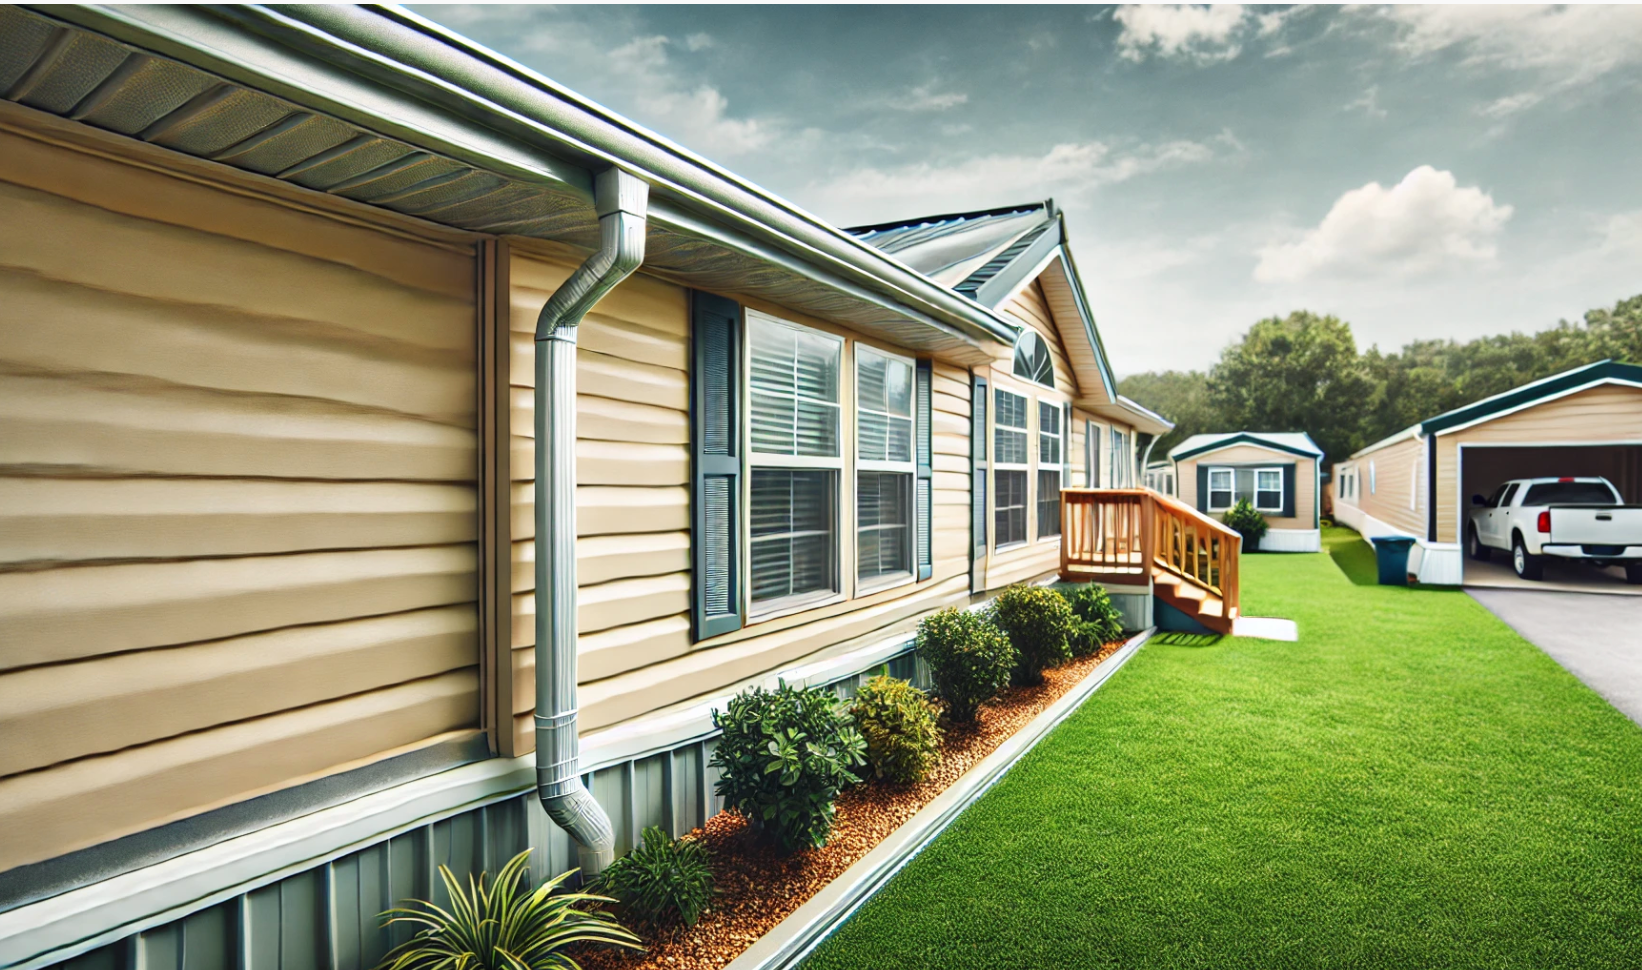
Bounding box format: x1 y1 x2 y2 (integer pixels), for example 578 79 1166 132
534 167 648 878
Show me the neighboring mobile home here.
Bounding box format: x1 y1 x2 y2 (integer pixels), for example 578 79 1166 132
1167 433 1324 552
1334 359 1642 585
0 7 1166 967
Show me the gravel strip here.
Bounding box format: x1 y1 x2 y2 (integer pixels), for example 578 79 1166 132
580 642 1126 970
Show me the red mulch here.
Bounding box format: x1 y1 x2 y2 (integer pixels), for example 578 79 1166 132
580 641 1126 970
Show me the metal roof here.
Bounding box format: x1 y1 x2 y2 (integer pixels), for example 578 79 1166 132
0 3 1020 363
1170 432 1324 461
847 203 1053 293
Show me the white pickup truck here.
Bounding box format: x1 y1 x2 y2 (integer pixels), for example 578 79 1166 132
1467 477 1642 583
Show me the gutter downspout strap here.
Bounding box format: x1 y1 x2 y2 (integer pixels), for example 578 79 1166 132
534 167 648 877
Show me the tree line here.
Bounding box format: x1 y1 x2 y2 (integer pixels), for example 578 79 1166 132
1119 293 1642 469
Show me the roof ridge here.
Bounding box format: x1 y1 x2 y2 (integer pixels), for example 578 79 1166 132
844 201 1047 236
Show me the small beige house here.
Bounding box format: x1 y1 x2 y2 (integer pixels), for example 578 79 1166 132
0 6 1169 968
1335 360 1642 584
1167 433 1324 552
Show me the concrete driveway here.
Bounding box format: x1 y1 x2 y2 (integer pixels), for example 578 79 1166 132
1470 588 1642 727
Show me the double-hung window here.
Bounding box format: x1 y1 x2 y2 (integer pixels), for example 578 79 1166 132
1037 401 1062 539
1207 468 1235 511
856 346 915 589
993 389 1030 548
747 313 843 615
1255 468 1283 512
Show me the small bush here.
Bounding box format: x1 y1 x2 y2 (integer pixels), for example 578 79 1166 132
1061 584 1125 656
710 681 866 852
376 849 639 970
596 825 715 928
990 584 1075 686
1223 498 1269 550
850 675 943 784
914 607 1016 723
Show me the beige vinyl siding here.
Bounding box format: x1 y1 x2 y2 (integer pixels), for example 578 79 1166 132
506 252 975 749
1175 444 1316 530
0 127 480 871
1434 383 1642 542
1002 280 1079 399
1351 435 1426 538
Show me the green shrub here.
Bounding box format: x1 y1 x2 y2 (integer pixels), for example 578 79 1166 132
990 584 1075 686
376 849 639 970
595 825 715 929
1223 498 1269 550
1061 584 1125 656
914 607 1016 723
710 681 866 852
850 675 943 784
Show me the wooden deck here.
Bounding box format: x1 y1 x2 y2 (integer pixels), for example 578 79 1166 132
1061 488 1241 635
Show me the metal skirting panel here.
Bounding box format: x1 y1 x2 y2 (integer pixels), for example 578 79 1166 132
43 651 927 970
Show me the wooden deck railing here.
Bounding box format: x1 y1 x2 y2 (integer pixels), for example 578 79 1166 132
1060 487 1241 609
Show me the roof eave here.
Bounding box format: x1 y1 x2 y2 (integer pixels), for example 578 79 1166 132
37 3 1018 353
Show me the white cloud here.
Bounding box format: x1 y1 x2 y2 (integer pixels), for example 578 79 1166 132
1345 85 1387 119
1113 4 1248 63
880 82 969 112
1476 92 1543 119
683 32 714 52
1382 5 1642 84
606 35 774 157
1596 210 1642 260
800 134 1232 226
1254 165 1513 283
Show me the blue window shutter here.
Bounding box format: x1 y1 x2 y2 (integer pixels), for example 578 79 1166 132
915 359 934 581
1087 422 1100 488
690 291 744 640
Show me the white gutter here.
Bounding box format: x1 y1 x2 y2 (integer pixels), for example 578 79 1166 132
532 167 648 877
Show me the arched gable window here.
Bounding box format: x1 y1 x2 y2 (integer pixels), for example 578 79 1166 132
1012 330 1054 387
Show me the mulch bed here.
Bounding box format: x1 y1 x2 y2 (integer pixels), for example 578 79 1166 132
580 639 1127 970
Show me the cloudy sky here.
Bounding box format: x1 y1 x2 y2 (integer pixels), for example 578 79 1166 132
413 4 1642 376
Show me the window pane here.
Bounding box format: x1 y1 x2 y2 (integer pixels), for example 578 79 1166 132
1038 401 1061 465
858 350 914 463
750 318 839 457
996 428 1028 465
996 389 1026 430
995 469 1028 546
857 471 912 582
750 469 835 607
1038 469 1062 538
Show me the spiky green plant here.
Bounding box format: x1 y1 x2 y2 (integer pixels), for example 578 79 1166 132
596 826 716 928
375 849 642 970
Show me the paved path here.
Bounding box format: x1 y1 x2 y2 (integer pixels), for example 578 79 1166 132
1470 588 1642 727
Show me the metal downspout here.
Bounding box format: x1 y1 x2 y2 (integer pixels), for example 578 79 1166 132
535 167 648 877
1140 435 1159 489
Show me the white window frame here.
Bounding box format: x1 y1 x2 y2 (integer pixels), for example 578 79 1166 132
993 387 1031 550
745 310 845 620
1254 467 1284 513
1206 467 1235 512
855 345 917 594
1036 400 1063 542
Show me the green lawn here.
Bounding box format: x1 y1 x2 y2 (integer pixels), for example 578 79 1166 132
807 528 1642 969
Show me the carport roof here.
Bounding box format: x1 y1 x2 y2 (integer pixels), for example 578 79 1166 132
1420 359 1642 436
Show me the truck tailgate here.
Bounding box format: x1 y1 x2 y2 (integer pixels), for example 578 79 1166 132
1549 506 1642 546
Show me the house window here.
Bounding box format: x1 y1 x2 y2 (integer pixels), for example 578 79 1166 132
1255 468 1283 512
1111 430 1130 487
1012 331 1054 387
994 388 1029 547
1207 468 1234 511
748 314 842 614
1037 400 1062 538
1369 461 1377 494
856 346 915 588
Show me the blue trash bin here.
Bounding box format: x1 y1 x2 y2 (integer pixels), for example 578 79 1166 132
1369 536 1416 586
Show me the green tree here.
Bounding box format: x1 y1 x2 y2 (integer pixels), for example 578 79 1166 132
1116 369 1213 457
1206 311 1372 466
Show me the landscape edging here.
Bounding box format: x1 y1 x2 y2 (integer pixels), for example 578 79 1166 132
722 626 1156 970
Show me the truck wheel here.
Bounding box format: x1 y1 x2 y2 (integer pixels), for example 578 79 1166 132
1467 526 1490 562
1512 534 1543 581
1627 562 1642 586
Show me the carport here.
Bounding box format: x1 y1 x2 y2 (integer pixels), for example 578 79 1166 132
1335 360 1642 588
